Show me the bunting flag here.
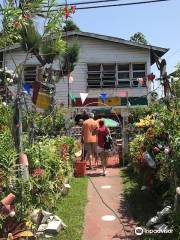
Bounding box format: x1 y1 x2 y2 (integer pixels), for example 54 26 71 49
80 93 88 104
68 74 74 83
147 73 156 81
118 91 126 97
100 93 107 102
138 78 145 86
70 92 76 102
32 81 51 109
32 81 41 105
35 91 51 109
23 83 31 95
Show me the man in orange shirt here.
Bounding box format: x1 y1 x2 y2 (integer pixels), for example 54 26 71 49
82 113 98 169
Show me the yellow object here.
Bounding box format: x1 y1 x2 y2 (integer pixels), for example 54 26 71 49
7 234 13 240
15 231 33 238
98 97 121 106
112 108 121 114
36 91 51 109
135 115 155 128
75 140 82 157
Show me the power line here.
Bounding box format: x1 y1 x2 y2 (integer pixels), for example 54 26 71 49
40 0 172 12
44 0 126 7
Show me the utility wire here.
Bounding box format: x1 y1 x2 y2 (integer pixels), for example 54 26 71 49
43 0 127 7
39 0 172 12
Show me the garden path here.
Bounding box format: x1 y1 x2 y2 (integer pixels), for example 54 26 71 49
82 158 136 240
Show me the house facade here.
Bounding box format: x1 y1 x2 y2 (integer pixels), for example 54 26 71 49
0 31 168 116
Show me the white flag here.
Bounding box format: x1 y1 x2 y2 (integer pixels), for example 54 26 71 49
80 93 88 104
68 74 74 83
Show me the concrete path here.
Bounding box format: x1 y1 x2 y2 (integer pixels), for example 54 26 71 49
82 168 136 240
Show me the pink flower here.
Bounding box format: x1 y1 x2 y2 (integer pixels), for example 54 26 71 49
32 168 44 177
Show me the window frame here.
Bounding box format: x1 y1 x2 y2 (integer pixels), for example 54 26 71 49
23 65 38 83
87 62 147 88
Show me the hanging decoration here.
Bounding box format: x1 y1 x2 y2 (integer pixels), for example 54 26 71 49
147 73 156 81
35 92 51 109
68 74 74 83
32 81 41 105
118 91 126 97
69 92 76 102
137 78 145 86
32 81 52 109
23 83 31 95
80 93 88 104
100 93 107 102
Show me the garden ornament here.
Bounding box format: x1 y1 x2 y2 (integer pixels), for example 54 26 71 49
164 146 170 154
174 187 180 211
1 193 16 206
157 144 163 149
146 206 172 228
19 153 29 181
143 152 156 169
153 147 160 153
141 186 147 191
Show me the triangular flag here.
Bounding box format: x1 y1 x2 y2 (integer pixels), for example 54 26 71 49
119 91 126 97
23 83 31 94
70 92 76 102
100 93 107 102
80 93 88 104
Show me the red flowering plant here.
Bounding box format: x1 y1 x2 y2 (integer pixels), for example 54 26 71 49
64 5 76 19
32 168 44 177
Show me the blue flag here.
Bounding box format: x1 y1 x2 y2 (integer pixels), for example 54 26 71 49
100 93 107 102
23 83 31 94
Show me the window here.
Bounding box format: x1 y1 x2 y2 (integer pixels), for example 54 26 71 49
132 64 146 87
24 65 37 82
133 64 146 78
117 64 130 87
102 64 116 87
87 63 147 88
87 64 101 88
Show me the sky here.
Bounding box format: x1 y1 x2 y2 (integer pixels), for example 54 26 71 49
67 0 180 76
0 0 179 76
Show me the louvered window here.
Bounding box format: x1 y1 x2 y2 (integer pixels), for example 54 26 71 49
87 64 101 88
24 65 37 83
117 64 130 87
102 64 116 87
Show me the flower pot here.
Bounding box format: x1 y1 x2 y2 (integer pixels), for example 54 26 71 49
74 161 86 177
19 153 29 166
1 193 16 206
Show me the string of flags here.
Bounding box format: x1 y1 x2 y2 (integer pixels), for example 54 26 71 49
26 73 156 109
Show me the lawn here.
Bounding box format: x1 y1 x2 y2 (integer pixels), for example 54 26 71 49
54 177 88 240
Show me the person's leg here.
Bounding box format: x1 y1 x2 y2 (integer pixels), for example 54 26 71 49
100 151 106 175
85 143 92 169
88 143 93 169
92 143 98 167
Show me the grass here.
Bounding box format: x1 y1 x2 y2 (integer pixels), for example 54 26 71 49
54 177 88 240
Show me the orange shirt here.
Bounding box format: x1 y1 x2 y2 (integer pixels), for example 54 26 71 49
82 118 98 143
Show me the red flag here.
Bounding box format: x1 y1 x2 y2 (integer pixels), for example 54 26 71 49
32 81 41 104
